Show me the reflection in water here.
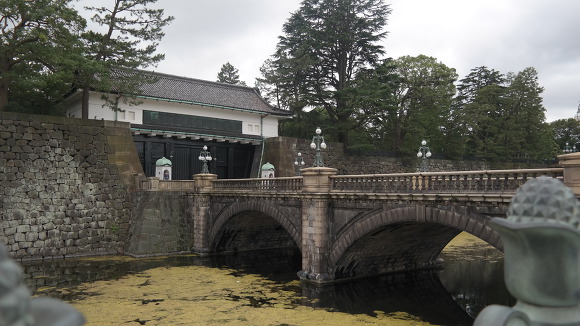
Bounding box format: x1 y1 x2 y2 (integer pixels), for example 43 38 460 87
22 240 511 326
438 244 515 318
301 271 473 326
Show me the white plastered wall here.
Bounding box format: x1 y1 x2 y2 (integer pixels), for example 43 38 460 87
66 92 282 138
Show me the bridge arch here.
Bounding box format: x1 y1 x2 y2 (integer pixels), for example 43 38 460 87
329 205 502 279
208 200 301 252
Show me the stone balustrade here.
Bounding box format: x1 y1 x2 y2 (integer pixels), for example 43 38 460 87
213 176 304 193
330 168 564 194
135 167 564 196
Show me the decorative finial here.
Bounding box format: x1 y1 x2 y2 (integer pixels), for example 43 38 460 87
507 176 580 230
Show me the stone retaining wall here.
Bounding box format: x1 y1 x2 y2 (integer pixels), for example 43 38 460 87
126 191 193 256
263 136 549 177
0 112 143 260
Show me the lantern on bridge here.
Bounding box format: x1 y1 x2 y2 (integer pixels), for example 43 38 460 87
261 162 275 178
155 157 172 180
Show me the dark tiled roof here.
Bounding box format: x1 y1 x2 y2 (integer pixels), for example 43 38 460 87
115 70 292 117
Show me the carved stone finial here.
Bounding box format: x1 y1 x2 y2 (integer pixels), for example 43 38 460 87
507 176 580 230
474 176 580 326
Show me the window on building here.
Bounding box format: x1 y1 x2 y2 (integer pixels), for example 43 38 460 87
143 110 242 133
254 125 260 134
128 111 135 121
118 111 126 120
248 124 253 132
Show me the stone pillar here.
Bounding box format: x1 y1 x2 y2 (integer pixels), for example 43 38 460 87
298 167 337 283
147 177 159 190
558 152 580 196
191 173 217 254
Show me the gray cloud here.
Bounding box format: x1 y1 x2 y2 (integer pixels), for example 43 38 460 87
77 0 579 121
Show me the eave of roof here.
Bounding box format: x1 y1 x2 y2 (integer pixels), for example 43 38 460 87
131 125 264 145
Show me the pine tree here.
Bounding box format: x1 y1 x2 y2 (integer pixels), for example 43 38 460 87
77 0 174 118
259 0 391 146
217 62 247 86
0 0 86 112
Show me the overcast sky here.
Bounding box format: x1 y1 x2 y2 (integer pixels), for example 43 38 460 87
78 0 580 122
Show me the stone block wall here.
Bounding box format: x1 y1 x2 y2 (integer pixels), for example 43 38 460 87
0 111 143 260
263 136 549 177
126 191 192 256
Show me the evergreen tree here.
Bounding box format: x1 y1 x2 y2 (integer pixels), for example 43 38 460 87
501 68 555 160
0 0 86 112
550 118 580 152
455 66 555 161
217 62 247 86
260 0 391 146
454 67 506 158
77 0 174 118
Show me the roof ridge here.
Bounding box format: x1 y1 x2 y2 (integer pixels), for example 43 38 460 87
139 68 256 92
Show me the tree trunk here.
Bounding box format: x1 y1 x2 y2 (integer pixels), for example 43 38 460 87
82 86 90 119
0 74 10 111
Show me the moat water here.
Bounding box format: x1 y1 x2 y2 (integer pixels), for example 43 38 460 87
22 233 512 326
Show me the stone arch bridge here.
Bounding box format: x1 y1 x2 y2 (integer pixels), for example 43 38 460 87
138 163 575 284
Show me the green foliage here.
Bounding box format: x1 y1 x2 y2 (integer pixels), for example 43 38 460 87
386 55 458 155
259 0 391 146
0 0 173 116
454 66 555 161
550 118 580 152
77 0 174 117
279 108 328 140
0 0 86 112
217 62 247 86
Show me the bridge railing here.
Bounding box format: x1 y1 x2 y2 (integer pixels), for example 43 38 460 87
330 168 564 194
138 177 197 191
212 176 303 193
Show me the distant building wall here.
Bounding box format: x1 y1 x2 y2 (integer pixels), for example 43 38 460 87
0 111 143 260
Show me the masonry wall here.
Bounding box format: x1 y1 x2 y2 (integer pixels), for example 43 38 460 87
126 191 193 256
0 111 143 260
263 136 550 177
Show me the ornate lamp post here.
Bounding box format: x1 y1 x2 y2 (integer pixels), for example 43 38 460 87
563 142 577 153
310 127 327 167
198 145 212 174
294 152 305 175
417 139 432 172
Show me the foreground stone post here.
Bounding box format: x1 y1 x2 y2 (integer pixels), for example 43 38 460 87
558 152 580 196
474 176 580 326
191 173 217 254
0 245 85 326
297 167 337 283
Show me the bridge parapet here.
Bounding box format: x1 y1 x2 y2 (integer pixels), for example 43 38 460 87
330 168 563 194
139 177 197 191
212 176 303 193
